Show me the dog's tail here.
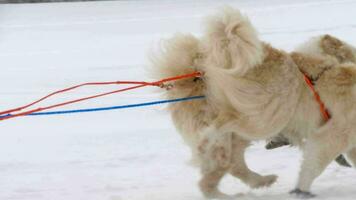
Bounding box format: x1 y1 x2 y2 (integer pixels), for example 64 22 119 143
149 33 205 99
204 7 263 75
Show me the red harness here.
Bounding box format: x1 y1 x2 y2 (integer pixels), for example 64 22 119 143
302 73 330 122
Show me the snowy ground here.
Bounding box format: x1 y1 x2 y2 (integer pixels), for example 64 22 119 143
1 0 356 199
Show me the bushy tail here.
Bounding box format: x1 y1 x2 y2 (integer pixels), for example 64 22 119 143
149 33 202 80
204 7 263 75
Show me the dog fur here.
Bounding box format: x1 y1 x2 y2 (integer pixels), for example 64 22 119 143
151 7 356 198
151 32 277 199
295 34 356 64
268 34 356 168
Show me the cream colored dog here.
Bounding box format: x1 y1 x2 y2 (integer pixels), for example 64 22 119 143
151 7 356 199
151 33 277 199
268 34 356 167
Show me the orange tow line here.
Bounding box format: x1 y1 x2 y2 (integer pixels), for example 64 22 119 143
0 71 202 121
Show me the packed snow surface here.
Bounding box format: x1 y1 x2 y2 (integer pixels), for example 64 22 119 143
1 0 356 199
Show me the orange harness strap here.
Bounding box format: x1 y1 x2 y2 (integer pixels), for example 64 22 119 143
302 73 330 121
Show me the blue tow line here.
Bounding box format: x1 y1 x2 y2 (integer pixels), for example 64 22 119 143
0 96 205 119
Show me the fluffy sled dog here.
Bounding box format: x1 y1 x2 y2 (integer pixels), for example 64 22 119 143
268 34 356 147
151 7 356 199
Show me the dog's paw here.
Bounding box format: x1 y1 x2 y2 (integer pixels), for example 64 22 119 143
290 188 316 199
250 174 278 189
203 190 236 200
265 140 290 149
335 154 352 167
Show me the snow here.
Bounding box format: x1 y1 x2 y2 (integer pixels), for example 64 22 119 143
1 0 356 199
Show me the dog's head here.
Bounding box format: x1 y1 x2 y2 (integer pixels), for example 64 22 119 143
150 33 206 98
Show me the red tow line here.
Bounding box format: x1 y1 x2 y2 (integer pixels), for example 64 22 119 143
0 71 202 121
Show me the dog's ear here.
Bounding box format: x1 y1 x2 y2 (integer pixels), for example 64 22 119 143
205 7 263 75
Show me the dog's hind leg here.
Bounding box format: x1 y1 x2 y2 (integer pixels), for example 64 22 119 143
199 166 231 199
229 134 277 189
198 128 233 199
292 122 350 197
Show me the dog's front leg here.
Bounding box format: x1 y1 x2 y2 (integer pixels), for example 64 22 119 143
291 121 350 198
345 147 356 167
